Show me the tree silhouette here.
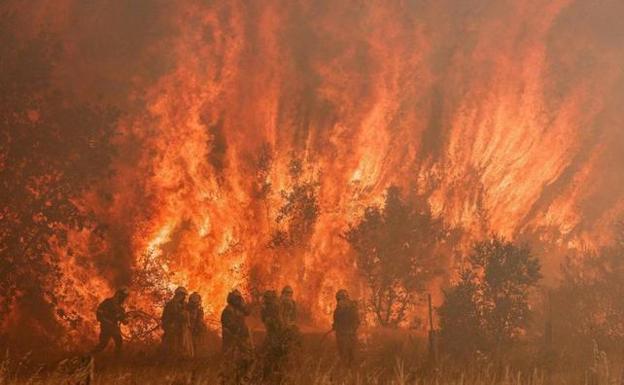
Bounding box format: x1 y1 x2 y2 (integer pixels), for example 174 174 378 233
554 240 624 342
437 269 483 361
438 237 541 358
345 186 446 327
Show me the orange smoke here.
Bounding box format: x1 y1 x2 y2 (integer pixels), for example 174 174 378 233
3 0 624 345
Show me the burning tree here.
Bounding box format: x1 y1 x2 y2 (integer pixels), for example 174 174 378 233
345 186 446 327
269 158 320 248
438 237 541 358
0 30 117 342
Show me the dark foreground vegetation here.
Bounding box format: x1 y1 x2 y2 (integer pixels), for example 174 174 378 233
0 330 620 385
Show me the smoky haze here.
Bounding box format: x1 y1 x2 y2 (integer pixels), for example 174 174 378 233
1 0 623 348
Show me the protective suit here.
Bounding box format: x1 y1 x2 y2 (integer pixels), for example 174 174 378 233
332 289 360 365
91 288 128 356
161 286 194 360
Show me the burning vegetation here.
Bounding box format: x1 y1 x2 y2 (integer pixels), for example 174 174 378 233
1 0 624 384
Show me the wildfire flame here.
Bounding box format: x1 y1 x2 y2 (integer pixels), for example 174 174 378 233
3 0 624 346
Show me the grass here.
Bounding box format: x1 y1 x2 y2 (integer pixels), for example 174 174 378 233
0 331 619 385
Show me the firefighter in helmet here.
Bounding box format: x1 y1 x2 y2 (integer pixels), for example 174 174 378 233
91 287 129 356
221 289 252 384
161 286 194 360
332 289 360 365
187 292 208 355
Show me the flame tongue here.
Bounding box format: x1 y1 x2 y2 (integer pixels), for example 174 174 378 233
4 0 624 343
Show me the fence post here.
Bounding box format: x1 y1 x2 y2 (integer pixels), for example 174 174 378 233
428 293 438 365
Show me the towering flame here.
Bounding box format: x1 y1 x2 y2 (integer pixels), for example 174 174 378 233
3 0 624 345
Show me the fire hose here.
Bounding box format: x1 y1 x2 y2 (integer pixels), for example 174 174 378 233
120 310 162 341
119 311 222 342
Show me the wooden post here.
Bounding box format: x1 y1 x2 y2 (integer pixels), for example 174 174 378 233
544 290 555 385
428 293 434 333
545 290 553 347
428 293 437 364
